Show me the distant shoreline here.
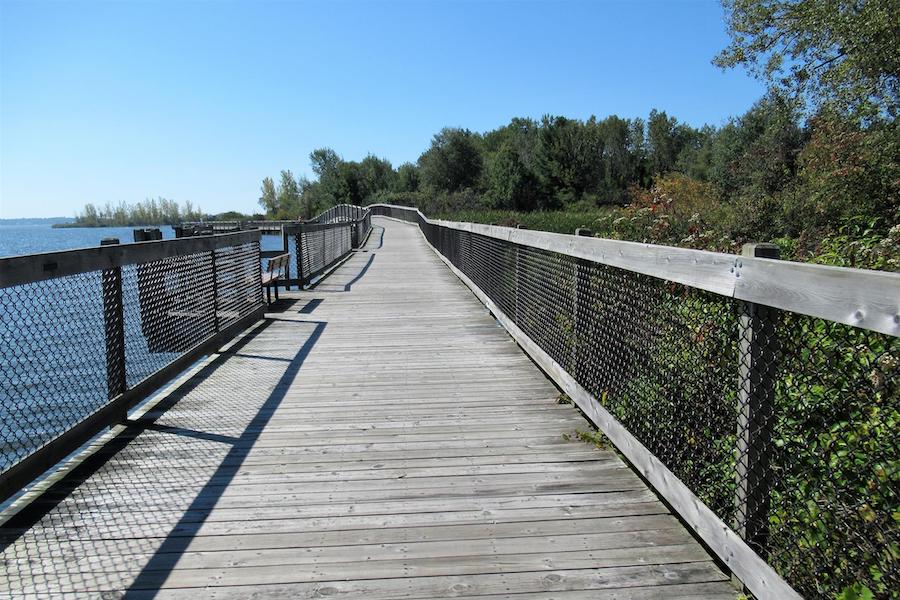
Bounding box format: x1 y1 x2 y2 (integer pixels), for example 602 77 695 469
0 217 73 226
50 222 176 229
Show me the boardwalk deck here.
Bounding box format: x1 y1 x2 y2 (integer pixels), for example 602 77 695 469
0 218 736 598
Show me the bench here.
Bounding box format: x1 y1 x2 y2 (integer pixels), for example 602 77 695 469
261 253 290 303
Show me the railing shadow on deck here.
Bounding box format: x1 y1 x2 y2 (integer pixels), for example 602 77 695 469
311 253 376 294
0 302 327 598
368 225 385 250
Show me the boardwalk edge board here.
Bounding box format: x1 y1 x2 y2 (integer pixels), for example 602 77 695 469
414 217 801 600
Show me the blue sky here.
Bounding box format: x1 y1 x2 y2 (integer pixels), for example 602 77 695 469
0 0 765 218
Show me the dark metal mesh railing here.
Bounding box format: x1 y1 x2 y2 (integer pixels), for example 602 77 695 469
290 222 353 287
0 233 263 500
310 204 372 251
351 211 372 249
370 204 899 600
311 203 368 224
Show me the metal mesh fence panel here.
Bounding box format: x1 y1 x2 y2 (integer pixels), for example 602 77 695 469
121 252 215 388
294 223 353 285
374 204 899 599
287 233 299 286
352 212 372 248
0 272 108 474
0 235 262 494
739 313 899 598
312 203 368 224
215 241 262 329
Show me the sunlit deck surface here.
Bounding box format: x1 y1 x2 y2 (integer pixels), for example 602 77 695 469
1 218 736 599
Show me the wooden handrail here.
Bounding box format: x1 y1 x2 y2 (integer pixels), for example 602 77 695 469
367 203 900 336
0 230 261 289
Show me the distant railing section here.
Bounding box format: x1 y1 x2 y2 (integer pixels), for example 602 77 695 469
310 204 368 224
180 220 294 234
368 203 899 600
0 232 265 501
281 205 372 288
183 206 373 290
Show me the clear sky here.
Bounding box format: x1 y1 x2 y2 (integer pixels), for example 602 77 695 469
0 0 765 219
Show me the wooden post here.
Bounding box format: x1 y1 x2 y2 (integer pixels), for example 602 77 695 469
734 242 781 561
281 227 291 291
100 238 127 403
514 244 522 326
570 228 592 373
296 227 306 288
210 249 219 332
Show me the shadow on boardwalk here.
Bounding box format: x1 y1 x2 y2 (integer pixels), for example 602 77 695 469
0 307 327 597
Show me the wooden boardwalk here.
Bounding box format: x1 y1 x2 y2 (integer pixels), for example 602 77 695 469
0 218 736 599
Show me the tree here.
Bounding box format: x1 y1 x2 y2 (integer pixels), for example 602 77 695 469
394 162 420 192
259 177 278 216
297 176 319 220
276 170 301 218
484 118 544 210
715 0 900 117
335 162 364 205
359 155 396 201
647 110 695 176
597 115 638 202
418 128 484 193
533 115 603 206
310 148 341 179
709 94 805 198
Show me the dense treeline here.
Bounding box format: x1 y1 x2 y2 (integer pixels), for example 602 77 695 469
259 0 898 270
62 198 205 227
61 199 263 228
261 97 897 266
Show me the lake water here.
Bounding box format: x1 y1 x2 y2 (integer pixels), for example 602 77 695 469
0 223 285 257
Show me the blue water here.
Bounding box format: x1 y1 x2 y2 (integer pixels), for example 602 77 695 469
0 223 285 257
0 224 177 257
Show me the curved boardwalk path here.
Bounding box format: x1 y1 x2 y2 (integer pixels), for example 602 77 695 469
0 218 736 599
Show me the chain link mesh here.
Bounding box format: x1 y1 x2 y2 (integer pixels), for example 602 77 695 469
0 237 262 485
0 272 108 473
215 242 263 329
122 252 215 388
309 205 372 250
311 203 368 224
372 204 899 599
293 223 352 285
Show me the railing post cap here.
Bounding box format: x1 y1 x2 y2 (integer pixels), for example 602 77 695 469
742 242 780 259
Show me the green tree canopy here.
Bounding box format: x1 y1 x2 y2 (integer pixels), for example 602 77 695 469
418 128 484 194
715 0 900 117
258 177 277 216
